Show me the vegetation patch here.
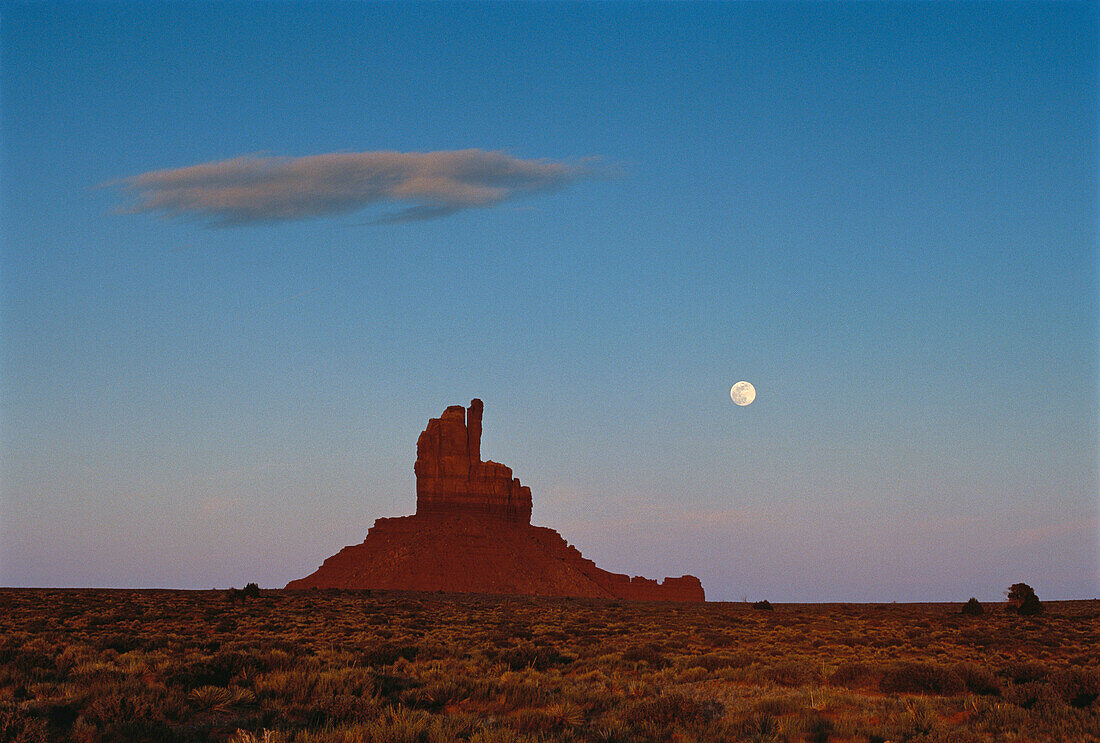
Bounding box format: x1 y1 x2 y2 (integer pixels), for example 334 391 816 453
0 589 1096 742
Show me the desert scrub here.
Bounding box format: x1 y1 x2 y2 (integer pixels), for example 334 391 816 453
954 662 1002 696
1007 583 1043 616
962 597 984 616
495 642 573 672
0 589 1097 742
878 661 967 695
620 643 668 669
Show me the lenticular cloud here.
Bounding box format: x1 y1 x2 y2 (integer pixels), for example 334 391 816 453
112 149 587 225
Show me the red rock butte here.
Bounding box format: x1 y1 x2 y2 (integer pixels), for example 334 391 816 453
287 399 704 601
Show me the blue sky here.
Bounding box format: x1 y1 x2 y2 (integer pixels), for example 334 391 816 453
2 2 1096 601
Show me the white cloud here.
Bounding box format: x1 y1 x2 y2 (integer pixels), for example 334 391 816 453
111 149 591 225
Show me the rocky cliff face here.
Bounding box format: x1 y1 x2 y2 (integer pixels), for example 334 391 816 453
414 399 532 523
287 400 704 602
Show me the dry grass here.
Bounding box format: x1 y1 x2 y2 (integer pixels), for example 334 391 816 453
0 588 1097 741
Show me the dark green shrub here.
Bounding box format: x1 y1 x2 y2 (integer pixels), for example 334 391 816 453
167 649 267 687
879 662 966 695
368 670 419 700
961 597 983 616
1051 667 1100 708
361 642 418 666
1003 661 1049 685
1006 583 1042 615
752 600 774 611
621 643 668 669
400 680 464 711
625 692 723 728
954 662 1001 695
760 660 816 686
1003 680 1058 709
73 693 173 742
829 661 880 689
228 583 262 602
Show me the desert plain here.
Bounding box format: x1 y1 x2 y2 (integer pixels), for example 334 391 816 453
1 588 1097 742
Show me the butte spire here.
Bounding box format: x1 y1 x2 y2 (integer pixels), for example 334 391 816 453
286 399 704 601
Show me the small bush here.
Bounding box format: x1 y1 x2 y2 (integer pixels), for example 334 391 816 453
961 597 983 616
878 661 966 695
621 643 668 669
1051 667 1100 708
954 662 1001 695
1003 661 1049 685
1003 680 1058 709
169 649 267 687
752 600 774 611
829 661 880 689
228 583 262 601
625 692 723 728
1006 583 1042 615
760 661 816 686
73 693 173 742
401 680 463 711
362 642 419 666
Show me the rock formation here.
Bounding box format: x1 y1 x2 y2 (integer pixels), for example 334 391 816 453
414 399 531 523
287 400 704 602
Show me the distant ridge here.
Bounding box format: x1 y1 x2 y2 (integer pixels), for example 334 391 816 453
286 399 704 601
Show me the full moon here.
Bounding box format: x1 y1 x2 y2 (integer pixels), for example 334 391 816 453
730 380 756 406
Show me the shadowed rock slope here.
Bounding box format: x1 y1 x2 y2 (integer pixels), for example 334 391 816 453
286 400 704 601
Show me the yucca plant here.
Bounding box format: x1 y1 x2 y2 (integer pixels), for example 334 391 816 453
543 701 586 730
189 685 233 712
189 685 255 712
